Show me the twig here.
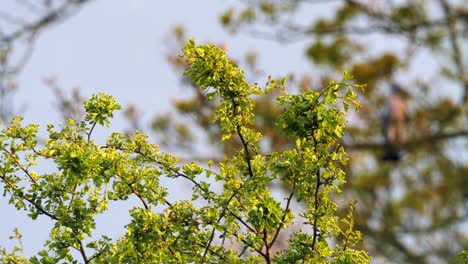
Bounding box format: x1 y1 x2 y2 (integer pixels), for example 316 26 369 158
0 173 57 220
230 232 267 258
270 191 294 246
128 183 149 210
87 121 97 142
2 147 38 184
231 99 255 178
226 207 256 233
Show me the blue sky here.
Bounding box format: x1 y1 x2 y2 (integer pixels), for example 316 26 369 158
12 1 314 127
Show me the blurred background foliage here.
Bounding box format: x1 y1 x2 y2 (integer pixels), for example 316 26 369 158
158 1 468 263
1 0 467 263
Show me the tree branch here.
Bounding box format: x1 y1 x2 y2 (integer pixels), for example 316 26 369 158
2 0 91 43
87 121 97 142
128 183 149 210
270 191 294 247
232 99 255 178
343 130 468 151
311 169 321 250
262 228 271 264
0 173 57 220
78 239 90 264
2 147 38 184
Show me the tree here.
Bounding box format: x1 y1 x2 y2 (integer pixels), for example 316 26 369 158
156 1 468 263
0 41 371 263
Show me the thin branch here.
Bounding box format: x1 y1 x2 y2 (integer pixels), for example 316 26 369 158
311 169 321 250
78 240 89 264
87 121 97 142
343 130 468 151
201 223 218 263
9 33 37 75
128 183 149 210
129 147 238 263
344 0 391 23
2 147 38 184
0 173 57 220
201 178 257 263
3 0 91 43
226 207 257 234
191 240 230 262
310 133 321 251
238 244 248 258
132 148 210 196
232 99 255 179
240 0 466 45
262 228 271 264
230 232 267 258
244 16 456 44
236 124 254 178
87 241 109 262
164 198 173 207
134 148 221 209
270 191 294 246
201 97 259 262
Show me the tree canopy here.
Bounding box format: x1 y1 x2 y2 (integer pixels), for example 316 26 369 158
0 41 371 263
157 1 468 263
